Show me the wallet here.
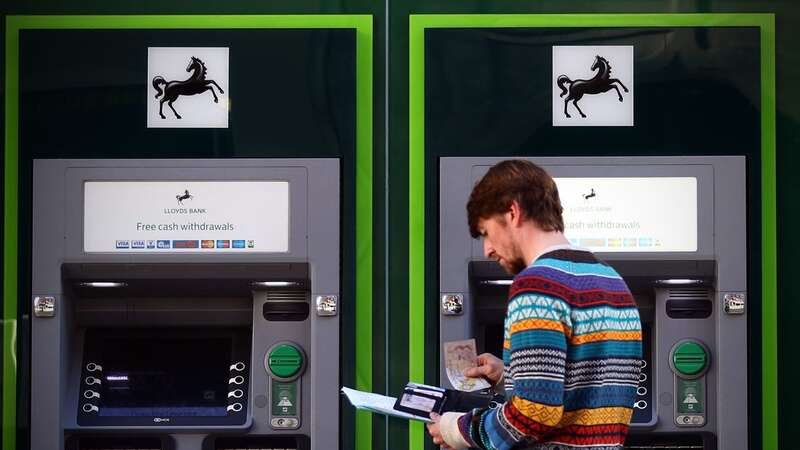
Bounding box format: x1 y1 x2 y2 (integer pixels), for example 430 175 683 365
393 382 503 417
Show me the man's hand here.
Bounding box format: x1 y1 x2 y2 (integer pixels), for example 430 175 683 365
463 352 504 386
426 413 453 449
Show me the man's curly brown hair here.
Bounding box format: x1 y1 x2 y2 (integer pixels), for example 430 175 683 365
467 160 564 238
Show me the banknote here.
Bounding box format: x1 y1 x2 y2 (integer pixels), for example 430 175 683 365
444 339 491 392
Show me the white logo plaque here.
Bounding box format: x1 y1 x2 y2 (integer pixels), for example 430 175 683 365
147 47 229 128
552 45 634 127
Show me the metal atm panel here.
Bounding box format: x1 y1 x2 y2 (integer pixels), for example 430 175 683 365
439 156 747 449
31 159 340 450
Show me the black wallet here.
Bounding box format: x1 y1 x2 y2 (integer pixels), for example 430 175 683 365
393 382 503 417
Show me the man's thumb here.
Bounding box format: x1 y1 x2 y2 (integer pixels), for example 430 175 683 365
463 366 483 377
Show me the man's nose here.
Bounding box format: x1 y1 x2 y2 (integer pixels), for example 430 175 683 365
483 239 493 258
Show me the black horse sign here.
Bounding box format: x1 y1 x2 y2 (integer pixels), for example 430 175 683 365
152 56 225 119
176 189 193 205
556 55 629 118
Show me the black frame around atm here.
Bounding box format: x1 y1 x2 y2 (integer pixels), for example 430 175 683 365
77 327 251 427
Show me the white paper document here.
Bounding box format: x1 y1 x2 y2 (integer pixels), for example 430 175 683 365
341 387 432 422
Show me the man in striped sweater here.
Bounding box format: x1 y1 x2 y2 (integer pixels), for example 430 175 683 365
427 160 642 450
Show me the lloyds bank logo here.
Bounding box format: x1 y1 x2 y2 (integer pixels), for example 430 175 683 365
147 47 230 128
552 45 634 127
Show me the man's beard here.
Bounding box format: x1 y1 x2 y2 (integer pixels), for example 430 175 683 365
503 257 527 275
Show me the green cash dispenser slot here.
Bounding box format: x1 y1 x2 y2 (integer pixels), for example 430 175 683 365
266 343 305 430
670 340 710 427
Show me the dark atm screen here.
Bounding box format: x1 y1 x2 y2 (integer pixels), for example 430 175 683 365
97 337 230 417
79 328 250 426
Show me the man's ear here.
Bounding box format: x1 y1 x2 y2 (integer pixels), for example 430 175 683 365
508 200 523 227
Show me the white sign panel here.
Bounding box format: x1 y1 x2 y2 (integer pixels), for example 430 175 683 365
558 177 697 252
84 181 289 253
147 47 229 128
552 45 634 127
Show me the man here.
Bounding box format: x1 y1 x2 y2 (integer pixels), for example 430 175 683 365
427 160 642 450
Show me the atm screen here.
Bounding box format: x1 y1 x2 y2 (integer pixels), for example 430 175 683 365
79 328 250 426
97 337 230 417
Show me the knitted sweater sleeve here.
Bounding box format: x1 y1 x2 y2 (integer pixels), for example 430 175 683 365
457 287 572 449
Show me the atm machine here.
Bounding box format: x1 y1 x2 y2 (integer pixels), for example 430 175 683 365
439 156 748 450
30 159 340 450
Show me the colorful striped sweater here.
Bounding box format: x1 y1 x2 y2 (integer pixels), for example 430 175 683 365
456 247 642 449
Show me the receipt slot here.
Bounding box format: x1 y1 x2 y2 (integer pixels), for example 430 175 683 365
440 156 747 450
31 159 340 450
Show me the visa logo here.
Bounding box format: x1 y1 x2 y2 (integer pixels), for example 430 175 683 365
131 240 146 249
115 240 130 249
232 240 246 249
157 240 171 249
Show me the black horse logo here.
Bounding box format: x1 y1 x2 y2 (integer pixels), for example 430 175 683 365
176 190 193 205
152 56 224 119
583 188 596 200
557 55 629 118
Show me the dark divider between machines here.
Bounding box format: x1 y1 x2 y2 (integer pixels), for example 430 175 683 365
65 435 173 450
207 435 310 450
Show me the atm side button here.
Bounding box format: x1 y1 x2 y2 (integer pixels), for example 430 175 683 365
82 403 98 413
226 403 243 412
83 390 100 399
228 389 244 399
